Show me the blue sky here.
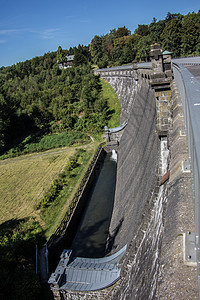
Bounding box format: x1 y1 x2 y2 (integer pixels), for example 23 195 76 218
0 0 199 67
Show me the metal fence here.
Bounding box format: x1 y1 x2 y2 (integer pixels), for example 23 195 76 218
173 62 200 297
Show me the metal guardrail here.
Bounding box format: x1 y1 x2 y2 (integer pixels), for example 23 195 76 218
94 62 152 73
172 57 200 65
173 62 200 297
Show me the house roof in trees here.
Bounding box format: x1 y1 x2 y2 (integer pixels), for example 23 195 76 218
66 55 74 62
162 50 172 55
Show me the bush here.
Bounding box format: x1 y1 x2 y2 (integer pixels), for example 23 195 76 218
0 218 44 299
0 131 90 159
37 149 86 209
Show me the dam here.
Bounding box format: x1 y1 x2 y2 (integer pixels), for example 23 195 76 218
48 45 200 299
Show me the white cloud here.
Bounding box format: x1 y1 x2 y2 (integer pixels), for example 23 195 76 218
29 28 61 40
0 29 19 35
0 27 62 43
40 29 60 39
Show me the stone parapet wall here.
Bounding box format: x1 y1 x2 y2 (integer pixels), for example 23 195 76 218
168 81 190 182
155 80 198 299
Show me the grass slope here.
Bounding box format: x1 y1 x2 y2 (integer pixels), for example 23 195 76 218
100 78 121 128
0 148 75 224
0 144 96 236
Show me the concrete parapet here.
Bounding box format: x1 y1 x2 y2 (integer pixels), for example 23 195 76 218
155 79 198 299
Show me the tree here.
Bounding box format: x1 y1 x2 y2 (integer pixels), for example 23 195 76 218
89 35 103 65
161 18 182 57
52 63 61 76
57 46 65 63
165 12 184 23
114 26 131 38
73 51 87 66
135 35 151 62
196 34 200 55
134 24 149 36
165 12 173 23
181 12 200 56
0 94 8 152
149 18 166 43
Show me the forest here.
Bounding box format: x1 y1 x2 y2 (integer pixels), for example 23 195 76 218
90 11 200 67
0 11 200 156
0 47 107 155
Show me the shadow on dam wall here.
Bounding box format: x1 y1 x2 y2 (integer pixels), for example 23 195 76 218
109 80 160 252
101 77 167 299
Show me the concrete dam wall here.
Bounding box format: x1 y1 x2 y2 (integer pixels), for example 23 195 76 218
49 47 198 299
102 69 138 122
105 74 160 251
104 72 164 299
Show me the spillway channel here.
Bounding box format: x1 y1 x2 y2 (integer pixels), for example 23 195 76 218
70 151 117 258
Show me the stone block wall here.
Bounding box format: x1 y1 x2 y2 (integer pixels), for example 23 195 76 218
155 80 198 300
155 89 172 136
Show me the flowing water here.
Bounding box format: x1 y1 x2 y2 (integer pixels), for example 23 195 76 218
70 151 117 258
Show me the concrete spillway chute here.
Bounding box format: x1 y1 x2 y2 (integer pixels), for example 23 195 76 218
48 245 127 292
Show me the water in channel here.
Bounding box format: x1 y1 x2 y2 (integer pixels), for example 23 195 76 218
70 151 117 258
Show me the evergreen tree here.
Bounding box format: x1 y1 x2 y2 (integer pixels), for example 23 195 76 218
57 46 65 63
161 18 182 56
89 35 103 65
181 12 200 55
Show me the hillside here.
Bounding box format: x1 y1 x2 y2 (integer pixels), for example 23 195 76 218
0 75 120 299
